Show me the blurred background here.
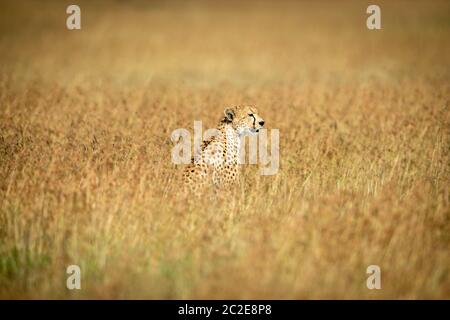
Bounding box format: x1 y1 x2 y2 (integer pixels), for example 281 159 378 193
1 0 448 87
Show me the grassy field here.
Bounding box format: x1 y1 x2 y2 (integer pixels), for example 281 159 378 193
0 0 449 299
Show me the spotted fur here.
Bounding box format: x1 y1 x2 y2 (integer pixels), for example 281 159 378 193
183 105 265 193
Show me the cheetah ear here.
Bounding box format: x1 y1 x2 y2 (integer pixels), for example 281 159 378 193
224 108 235 122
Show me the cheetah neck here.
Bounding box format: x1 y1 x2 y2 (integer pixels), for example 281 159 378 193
217 122 241 164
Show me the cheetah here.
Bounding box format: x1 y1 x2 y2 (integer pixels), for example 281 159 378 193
183 105 265 193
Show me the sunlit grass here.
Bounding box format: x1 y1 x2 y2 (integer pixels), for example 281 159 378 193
0 0 449 299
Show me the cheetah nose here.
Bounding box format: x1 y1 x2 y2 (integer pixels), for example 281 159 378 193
259 120 265 126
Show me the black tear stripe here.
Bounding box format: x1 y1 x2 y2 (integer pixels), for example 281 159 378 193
250 114 256 127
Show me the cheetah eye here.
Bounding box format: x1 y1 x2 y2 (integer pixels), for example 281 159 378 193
248 113 254 117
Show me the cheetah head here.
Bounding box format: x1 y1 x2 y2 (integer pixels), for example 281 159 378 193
223 105 265 136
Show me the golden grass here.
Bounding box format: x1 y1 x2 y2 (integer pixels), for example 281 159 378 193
0 0 449 299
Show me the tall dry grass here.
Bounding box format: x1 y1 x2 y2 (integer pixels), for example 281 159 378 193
0 0 449 299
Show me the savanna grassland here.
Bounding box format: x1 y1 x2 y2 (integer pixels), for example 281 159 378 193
0 0 449 299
